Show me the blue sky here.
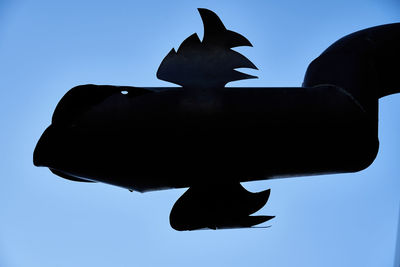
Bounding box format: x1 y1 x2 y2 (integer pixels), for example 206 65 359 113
1 0 400 266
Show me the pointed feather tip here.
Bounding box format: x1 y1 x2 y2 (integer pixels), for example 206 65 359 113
177 33 201 53
197 8 217 18
232 69 258 80
197 8 226 31
229 50 258 69
260 188 271 199
156 48 177 81
197 8 254 49
226 30 253 48
197 8 219 22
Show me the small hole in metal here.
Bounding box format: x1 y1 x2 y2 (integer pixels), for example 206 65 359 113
121 90 128 95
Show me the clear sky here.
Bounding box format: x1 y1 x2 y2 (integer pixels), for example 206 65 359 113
1 0 400 266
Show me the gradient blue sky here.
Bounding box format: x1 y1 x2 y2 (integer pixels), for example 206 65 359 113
1 1 400 266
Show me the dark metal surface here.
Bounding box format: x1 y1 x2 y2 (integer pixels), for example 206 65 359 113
33 9 400 230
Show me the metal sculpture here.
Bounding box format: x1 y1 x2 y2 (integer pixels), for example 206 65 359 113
34 8 400 230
